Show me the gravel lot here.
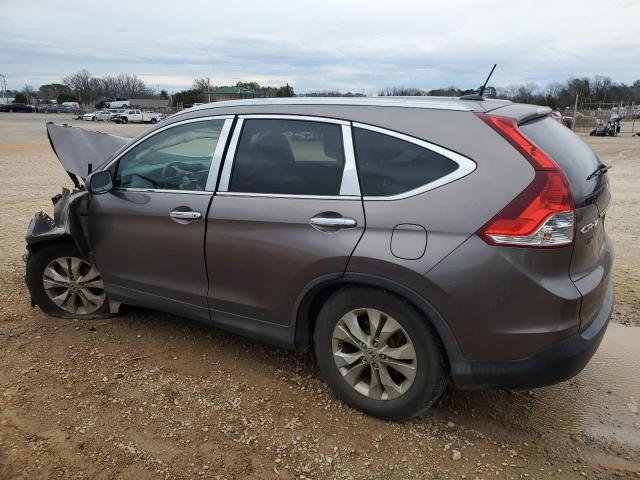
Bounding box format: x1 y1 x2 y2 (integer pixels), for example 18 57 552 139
1 113 639 480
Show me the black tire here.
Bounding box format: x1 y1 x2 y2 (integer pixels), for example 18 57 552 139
26 241 110 319
150 117 157 124
121 117 128 124
314 286 447 420
92 116 96 121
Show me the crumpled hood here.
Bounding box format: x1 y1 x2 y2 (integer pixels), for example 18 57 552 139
46 122 130 180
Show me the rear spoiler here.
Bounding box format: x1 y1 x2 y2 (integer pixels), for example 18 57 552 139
487 105 552 125
46 123 130 186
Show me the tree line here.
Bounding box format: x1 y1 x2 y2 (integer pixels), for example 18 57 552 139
8 70 640 110
171 79 295 106
379 76 640 109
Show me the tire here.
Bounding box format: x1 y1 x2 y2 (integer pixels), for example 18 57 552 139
150 118 157 124
92 116 96 121
26 241 110 319
314 286 447 420
121 117 128 124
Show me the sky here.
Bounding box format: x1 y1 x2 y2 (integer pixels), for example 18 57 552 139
1 0 639 94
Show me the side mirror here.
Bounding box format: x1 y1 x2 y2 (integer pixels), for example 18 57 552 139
87 170 113 195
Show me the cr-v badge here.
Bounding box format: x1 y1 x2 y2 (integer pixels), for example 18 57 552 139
580 219 599 234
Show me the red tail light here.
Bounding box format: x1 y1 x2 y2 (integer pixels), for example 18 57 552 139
475 113 575 248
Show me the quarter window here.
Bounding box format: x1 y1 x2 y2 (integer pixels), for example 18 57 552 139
353 127 459 197
229 119 345 195
115 119 225 191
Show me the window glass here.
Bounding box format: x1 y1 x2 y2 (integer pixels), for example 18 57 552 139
115 119 225 191
229 119 345 195
353 127 459 197
520 116 601 202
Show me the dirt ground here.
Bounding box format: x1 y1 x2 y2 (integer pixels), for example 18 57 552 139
0 113 639 480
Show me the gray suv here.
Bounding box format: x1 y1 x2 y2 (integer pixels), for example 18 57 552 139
25 97 613 420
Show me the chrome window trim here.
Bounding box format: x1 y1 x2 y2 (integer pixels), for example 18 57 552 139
339 124 360 196
102 115 234 194
352 122 477 201
238 114 349 126
204 118 234 191
112 188 211 195
217 192 359 201
218 118 244 191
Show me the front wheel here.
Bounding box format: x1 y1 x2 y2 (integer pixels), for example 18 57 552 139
314 287 447 420
26 241 110 318
121 117 128 124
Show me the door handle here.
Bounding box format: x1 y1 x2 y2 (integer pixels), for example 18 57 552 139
310 213 357 232
170 210 202 220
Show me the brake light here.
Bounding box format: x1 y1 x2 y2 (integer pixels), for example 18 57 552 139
475 113 575 248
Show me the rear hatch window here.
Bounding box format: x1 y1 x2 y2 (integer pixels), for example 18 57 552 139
520 117 603 206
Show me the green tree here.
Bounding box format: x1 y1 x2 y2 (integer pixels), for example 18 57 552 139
57 93 78 104
159 89 169 99
13 92 27 103
275 83 294 97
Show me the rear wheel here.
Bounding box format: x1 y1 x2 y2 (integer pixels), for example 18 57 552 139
314 286 447 420
26 242 110 318
150 118 157 124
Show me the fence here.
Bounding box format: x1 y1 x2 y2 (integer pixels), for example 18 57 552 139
568 102 639 134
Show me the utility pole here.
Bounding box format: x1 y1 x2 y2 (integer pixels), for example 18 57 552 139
207 77 211 103
0 74 6 104
572 93 579 132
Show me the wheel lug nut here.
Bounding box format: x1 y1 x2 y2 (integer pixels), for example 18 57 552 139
380 354 386 360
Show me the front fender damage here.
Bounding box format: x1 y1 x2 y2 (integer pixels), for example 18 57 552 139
25 187 91 256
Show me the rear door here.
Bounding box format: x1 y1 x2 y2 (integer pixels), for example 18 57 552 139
89 116 233 321
520 116 613 328
206 115 365 329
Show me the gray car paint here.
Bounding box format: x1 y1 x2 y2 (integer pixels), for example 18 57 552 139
32 97 613 379
88 190 212 322
47 122 129 179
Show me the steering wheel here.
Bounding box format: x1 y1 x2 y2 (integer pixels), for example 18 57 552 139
161 161 191 181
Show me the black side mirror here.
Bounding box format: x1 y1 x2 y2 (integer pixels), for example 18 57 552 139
87 170 113 195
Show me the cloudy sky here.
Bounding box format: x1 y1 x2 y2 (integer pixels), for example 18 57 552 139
1 0 638 94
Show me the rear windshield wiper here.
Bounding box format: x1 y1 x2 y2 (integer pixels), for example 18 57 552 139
586 164 610 180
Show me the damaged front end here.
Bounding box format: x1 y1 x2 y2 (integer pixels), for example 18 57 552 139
25 187 91 256
25 122 130 257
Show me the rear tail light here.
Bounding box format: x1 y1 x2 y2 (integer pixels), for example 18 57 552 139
475 113 575 248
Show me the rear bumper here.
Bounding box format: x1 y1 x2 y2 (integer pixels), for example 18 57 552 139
452 279 613 390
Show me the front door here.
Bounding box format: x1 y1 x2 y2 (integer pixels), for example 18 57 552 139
206 116 365 332
89 117 232 321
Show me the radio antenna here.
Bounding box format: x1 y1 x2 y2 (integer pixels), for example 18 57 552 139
478 63 497 97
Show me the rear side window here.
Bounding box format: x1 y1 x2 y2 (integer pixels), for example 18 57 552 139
230 119 345 195
353 127 459 197
520 117 601 201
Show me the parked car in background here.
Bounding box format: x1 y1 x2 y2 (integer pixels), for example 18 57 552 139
95 97 130 109
107 98 130 109
1 103 36 112
111 109 162 124
83 110 113 122
25 97 613 420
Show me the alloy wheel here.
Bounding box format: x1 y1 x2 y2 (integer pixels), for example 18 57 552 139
42 256 106 315
331 308 417 400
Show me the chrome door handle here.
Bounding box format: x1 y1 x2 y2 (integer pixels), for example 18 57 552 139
170 210 202 220
309 214 357 232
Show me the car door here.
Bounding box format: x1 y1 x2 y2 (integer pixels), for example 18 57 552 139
206 115 365 335
88 116 233 321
